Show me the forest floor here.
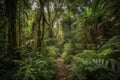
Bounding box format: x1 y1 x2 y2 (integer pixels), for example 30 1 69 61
55 56 68 80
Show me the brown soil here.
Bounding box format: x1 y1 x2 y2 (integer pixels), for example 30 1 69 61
55 57 68 80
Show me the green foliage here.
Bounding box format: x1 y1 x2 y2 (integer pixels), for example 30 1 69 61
100 48 114 57
13 47 56 80
68 50 120 80
0 45 57 80
63 43 72 54
46 46 59 58
63 2 120 78
77 50 97 58
62 43 73 64
14 57 55 80
82 0 109 24
100 36 120 60
100 36 120 50
0 0 120 80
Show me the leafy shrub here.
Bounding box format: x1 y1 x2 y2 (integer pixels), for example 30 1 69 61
14 57 55 80
100 36 120 50
100 36 120 60
99 48 114 58
62 43 73 64
62 52 73 64
13 46 56 80
63 43 72 54
68 50 120 80
76 50 97 58
46 46 59 58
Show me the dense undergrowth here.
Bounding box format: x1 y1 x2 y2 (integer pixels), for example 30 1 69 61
0 0 120 80
0 46 58 80
62 36 120 80
60 0 120 80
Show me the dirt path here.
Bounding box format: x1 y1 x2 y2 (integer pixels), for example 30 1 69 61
55 57 68 80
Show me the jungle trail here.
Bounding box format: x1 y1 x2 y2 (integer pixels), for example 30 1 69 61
0 0 120 80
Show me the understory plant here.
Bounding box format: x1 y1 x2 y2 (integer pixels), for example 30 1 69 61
13 46 56 80
68 50 120 80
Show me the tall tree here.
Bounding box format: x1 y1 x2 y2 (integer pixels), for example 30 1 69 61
5 0 18 58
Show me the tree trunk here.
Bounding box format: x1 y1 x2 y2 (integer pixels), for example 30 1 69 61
6 0 18 58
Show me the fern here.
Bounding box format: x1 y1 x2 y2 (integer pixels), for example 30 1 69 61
13 47 56 80
68 50 120 80
100 36 120 50
100 36 120 60
14 57 55 80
